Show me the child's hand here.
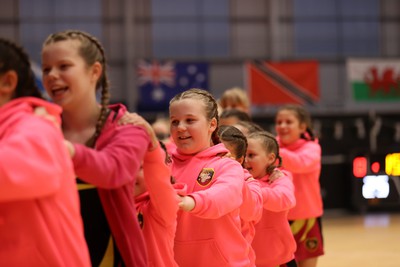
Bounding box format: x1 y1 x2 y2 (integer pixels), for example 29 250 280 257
268 169 283 184
220 151 239 163
118 112 158 151
178 195 196 212
34 106 60 128
64 140 75 157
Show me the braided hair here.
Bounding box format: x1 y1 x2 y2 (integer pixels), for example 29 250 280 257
42 30 110 146
248 130 282 175
276 104 316 141
218 125 248 166
234 120 264 136
0 38 42 99
170 88 220 145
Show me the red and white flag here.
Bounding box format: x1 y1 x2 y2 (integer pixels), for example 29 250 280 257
246 60 320 106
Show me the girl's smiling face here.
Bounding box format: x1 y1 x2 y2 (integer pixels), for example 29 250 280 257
41 39 99 110
275 109 306 146
169 98 217 155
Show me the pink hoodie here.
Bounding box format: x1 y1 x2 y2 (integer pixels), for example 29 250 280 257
252 169 296 267
240 169 263 266
72 103 149 266
0 97 90 267
135 145 186 267
172 143 251 267
278 138 323 220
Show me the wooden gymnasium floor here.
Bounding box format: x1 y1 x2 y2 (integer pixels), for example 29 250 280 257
318 210 400 267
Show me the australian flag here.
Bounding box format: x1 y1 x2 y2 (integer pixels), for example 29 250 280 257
137 60 209 112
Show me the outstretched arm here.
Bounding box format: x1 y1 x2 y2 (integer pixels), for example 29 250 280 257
120 112 178 224
119 112 158 151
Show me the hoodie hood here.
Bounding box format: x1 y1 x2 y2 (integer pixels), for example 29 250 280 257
0 97 62 132
276 136 319 150
171 143 228 163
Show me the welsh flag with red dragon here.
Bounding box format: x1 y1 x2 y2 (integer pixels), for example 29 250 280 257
347 58 400 102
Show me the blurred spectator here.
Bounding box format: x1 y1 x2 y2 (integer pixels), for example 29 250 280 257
152 117 176 154
220 108 251 126
218 87 250 115
234 120 264 136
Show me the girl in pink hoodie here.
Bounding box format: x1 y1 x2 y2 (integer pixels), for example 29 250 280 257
218 125 263 267
119 112 184 267
275 105 324 267
41 30 148 266
0 38 90 267
245 131 297 267
170 88 251 267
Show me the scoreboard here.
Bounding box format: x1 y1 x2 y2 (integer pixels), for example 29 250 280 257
352 152 400 212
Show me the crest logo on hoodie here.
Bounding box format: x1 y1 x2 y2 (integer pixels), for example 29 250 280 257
197 168 215 186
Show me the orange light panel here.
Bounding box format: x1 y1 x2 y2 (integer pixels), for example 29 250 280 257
353 157 367 178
